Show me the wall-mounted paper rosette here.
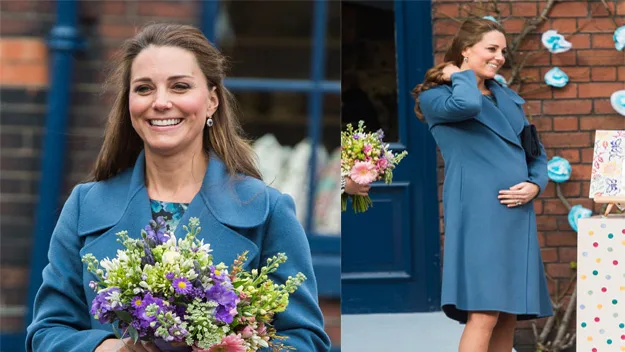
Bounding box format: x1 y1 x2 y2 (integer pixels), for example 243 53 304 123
493 74 507 87
544 67 569 88
482 16 498 23
547 156 571 183
611 90 625 116
567 204 592 232
541 30 572 53
614 25 625 51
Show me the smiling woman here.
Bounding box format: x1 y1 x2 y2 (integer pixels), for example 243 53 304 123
25 23 331 352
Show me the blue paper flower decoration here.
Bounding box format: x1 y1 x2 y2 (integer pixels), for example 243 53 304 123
547 156 571 183
494 74 508 87
568 204 592 232
610 90 625 116
482 16 498 23
544 67 569 88
541 30 572 53
614 25 625 51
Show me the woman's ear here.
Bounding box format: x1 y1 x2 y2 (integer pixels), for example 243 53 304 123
207 86 219 116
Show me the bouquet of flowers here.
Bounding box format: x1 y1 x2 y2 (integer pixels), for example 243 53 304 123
341 120 408 213
81 217 306 352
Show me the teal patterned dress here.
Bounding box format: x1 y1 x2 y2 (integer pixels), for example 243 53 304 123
150 199 189 233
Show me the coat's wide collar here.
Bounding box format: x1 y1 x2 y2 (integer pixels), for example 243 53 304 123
77 150 269 236
477 80 525 148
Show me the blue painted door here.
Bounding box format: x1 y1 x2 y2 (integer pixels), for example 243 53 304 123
341 0 441 314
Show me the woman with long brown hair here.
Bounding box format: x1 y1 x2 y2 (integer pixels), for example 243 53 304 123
413 19 552 352
26 23 331 352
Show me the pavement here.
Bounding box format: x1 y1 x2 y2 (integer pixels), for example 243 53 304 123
341 311 517 352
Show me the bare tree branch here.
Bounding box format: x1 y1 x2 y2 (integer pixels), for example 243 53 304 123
599 0 619 28
553 286 577 348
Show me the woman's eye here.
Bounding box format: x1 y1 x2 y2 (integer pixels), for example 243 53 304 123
134 85 151 93
173 83 190 91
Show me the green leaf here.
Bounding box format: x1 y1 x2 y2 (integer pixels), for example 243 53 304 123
128 325 139 343
570 261 577 269
111 323 122 339
114 310 133 323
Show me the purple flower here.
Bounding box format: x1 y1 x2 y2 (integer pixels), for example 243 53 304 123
376 129 385 140
165 272 175 280
130 293 166 332
206 281 239 324
168 325 188 342
90 288 123 324
172 277 192 295
353 134 360 140
143 217 170 246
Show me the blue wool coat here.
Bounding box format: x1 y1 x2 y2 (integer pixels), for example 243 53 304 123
26 151 331 352
419 70 553 323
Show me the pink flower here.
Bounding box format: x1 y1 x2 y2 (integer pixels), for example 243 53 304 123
193 334 247 352
240 325 254 339
376 158 388 170
350 161 378 185
363 144 373 155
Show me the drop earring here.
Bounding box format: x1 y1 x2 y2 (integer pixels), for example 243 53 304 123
206 116 214 127
463 57 468 63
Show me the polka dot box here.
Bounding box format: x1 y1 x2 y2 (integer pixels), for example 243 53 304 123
577 216 625 351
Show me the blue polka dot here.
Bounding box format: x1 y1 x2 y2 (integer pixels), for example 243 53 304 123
581 304 586 309
600 329 605 334
583 252 588 257
619 323 624 328
593 270 599 275
601 223 607 228
608 233 614 239
606 275 612 280
581 322 587 327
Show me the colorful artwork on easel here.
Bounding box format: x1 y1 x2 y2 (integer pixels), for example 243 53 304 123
589 130 625 199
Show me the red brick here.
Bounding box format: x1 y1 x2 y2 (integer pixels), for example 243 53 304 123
579 18 624 32
534 199 543 214
541 181 556 198
619 1 625 15
619 66 625 81
0 38 48 63
0 267 28 289
578 50 625 66
543 199 570 215
557 67 590 82
519 35 541 51
519 83 552 99
137 1 194 18
560 181 581 197
570 164 593 181
0 61 48 87
537 231 546 246
503 19 526 34
434 20 461 36
553 83 578 99
553 116 579 131
98 23 138 39
551 51 577 66
591 67 617 82
102 1 127 15
590 2 615 17
581 148 594 163
512 2 537 17
545 232 577 246
547 263 574 278
592 34 620 48
541 132 592 148
541 248 558 263
550 19 578 33
533 116 552 132
579 83 625 98
558 247 577 262
434 53 445 65
550 1 588 17
537 215 558 230
568 34 591 49
435 37 452 52
580 116 625 131
581 181 591 196
593 99 617 114
525 100 542 116
543 100 592 115
558 149 581 163
433 4 460 18
521 51 550 66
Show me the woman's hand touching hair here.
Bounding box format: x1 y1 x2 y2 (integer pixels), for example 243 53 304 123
411 61 457 121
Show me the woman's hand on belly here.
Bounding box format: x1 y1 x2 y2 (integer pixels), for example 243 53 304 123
498 182 540 208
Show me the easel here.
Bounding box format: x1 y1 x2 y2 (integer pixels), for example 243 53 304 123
594 196 625 216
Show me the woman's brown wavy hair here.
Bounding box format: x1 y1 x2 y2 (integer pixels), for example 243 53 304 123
90 23 262 181
411 18 505 120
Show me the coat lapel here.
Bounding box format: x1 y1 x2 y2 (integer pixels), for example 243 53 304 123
77 150 268 268
472 80 525 149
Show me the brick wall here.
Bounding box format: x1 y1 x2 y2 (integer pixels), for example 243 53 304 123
0 0 340 347
432 1 625 350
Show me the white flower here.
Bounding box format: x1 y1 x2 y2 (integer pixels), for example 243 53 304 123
610 90 625 116
544 67 569 88
116 250 129 262
100 258 115 271
162 250 181 265
541 30 572 53
614 25 625 51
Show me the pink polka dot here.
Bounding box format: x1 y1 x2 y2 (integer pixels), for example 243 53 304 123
594 242 599 247
621 335 625 340
592 348 597 352
602 287 607 292
595 317 601 322
615 260 619 265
